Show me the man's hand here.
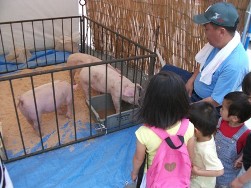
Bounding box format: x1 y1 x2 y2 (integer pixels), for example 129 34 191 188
186 79 194 97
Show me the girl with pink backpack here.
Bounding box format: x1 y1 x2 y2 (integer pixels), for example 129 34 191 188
131 71 195 188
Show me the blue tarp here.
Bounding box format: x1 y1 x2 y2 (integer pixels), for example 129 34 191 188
6 125 139 188
0 50 71 73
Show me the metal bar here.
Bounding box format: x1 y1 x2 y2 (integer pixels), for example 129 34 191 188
51 74 61 145
0 55 155 81
0 16 81 25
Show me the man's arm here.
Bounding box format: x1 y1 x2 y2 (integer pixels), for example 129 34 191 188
192 165 224 177
186 66 200 97
200 97 220 107
231 167 251 188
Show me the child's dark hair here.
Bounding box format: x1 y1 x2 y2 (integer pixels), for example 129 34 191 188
189 102 219 137
224 91 251 123
242 72 251 96
138 71 190 129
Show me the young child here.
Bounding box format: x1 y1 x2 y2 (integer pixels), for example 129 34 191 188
242 72 251 96
231 72 251 188
189 102 224 188
130 71 195 187
215 91 251 187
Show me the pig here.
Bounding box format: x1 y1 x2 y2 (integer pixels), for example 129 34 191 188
79 65 141 113
18 80 75 135
66 53 119 84
66 53 102 84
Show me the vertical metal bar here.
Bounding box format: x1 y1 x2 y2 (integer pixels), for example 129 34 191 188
10 23 18 68
20 22 28 65
31 21 38 66
70 69 77 140
52 19 57 62
9 79 27 156
80 16 84 53
30 76 44 150
104 64 108 128
70 18 73 53
118 57 124 128
50 74 61 145
88 66 93 136
242 1 251 45
101 27 104 59
89 20 92 55
132 45 138 82
105 30 108 60
61 19 65 61
148 26 159 77
41 20 48 65
126 41 130 77
110 30 113 61
0 28 8 72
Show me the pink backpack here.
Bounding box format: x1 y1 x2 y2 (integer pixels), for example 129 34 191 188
146 118 191 188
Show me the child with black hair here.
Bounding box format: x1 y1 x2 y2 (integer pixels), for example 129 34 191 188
242 72 251 96
231 72 251 188
189 102 224 188
130 71 195 187
215 91 251 187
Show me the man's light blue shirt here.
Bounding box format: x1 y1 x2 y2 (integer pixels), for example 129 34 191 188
194 43 249 105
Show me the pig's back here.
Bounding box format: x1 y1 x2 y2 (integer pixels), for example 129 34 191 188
80 65 120 92
20 80 70 107
67 53 102 66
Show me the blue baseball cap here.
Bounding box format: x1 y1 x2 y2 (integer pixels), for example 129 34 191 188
193 2 239 27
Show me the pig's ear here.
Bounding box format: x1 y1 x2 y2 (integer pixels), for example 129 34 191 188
123 87 134 97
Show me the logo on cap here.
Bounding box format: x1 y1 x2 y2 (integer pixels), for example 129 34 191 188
211 13 225 23
211 13 220 20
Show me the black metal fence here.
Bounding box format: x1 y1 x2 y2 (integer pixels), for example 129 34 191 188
0 15 157 163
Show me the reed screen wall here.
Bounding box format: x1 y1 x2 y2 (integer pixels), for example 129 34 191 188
85 0 249 72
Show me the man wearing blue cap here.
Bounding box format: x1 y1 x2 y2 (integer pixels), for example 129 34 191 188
161 2 249 109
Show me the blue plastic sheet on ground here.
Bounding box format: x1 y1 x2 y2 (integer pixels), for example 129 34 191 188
0 50 71 74
6 125 139 188
6 121 99 160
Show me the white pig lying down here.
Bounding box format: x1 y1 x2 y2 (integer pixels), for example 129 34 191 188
18 80 75 136
79 64 142 113
66 53 119 84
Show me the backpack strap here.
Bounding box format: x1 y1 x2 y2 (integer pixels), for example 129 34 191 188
176 118 189 136
149 118 189 139
150 118 189 149
165 118 189 149
150 126 169 140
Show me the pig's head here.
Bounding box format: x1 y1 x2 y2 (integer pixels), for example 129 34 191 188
122 83 142 106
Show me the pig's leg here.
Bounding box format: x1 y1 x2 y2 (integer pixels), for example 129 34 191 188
69 69 77 85
31 117 43 136
81 82 90 100
111 95 121 113
57 108 64 115
65 97 73 119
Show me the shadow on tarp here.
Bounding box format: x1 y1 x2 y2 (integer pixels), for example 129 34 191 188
6 125 139 188
6 121 100 159
0 50 71 74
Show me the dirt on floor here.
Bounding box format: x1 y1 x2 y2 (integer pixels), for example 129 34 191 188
0 64 100 157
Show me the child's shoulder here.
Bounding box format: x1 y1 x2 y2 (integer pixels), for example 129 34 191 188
137 124 153 133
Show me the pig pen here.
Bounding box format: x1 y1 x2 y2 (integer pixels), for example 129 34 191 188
0 15 157 163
